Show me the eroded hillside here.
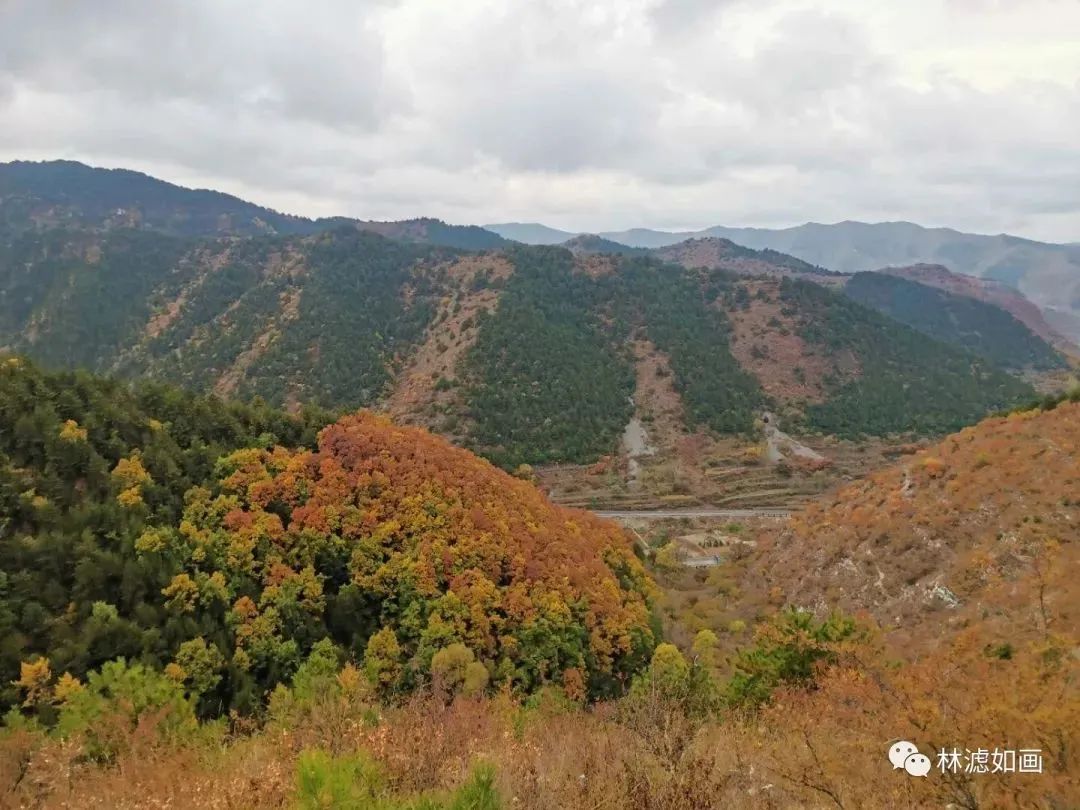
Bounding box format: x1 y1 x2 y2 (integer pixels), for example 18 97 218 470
0 161 1045 473
1 231 1039 473
750 397 1080 648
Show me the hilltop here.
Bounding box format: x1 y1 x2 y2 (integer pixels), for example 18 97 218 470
878 263 1080 358
0 160 507 248
0 357 654 717
0 159 318 237
559 233 646 256
484 222 577 244
654 236 835 279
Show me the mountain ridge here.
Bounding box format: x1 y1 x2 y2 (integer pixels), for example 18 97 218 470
878 263 1080 358
488 219 1080 342
0 159 510 249
0 161 1049 468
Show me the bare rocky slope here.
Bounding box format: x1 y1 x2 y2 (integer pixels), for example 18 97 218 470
749 397 1080 649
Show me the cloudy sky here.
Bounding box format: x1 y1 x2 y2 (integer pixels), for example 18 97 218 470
1 0 1078 241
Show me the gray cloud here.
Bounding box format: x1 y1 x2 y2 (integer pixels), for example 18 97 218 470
648 0 732 38
0 0 400 129
0 0 1078 241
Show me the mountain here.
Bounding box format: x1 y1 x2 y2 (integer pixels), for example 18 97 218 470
499 219 1080 344
653 237 835 279
878 263 1080 358
0 159 321 237
0 227 1035 468
485 221 1080 331
0 160 509 250
597 227 695 248
1045 307 1080 350
842 271 1066 370
559 234 646 256
553 233 840 282
0 163 1040 468
483 222 576 244
352 217 508 250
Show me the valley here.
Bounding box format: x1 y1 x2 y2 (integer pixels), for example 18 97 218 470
3 160 1071 569
1 160 1078 809
3 0 1080 802
1 356 1075 809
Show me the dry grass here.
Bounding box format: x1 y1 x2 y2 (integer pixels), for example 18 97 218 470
6 649 1075 810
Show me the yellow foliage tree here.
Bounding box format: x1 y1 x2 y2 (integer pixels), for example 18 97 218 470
364 628 403 695
14 658 53 706
58 419 88 442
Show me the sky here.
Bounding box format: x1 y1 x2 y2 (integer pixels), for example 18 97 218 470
1 0 1078 242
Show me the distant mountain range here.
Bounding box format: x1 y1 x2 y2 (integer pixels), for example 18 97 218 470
486 220 1080 343
0 160 1067 468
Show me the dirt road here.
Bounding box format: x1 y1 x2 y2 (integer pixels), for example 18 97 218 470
593 507 791 520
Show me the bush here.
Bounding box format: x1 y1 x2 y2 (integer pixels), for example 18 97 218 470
293 749 501 810
725 609 866 709
294 748 386 809
57 658 196 762
431 644 490 698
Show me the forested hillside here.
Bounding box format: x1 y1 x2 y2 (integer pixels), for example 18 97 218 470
779 277 1035 435
844 271 1065 369
134 229 445 408
879 262 1080 358
601 257 765 434
0 163 1043 469
0 358 654 721
0 160 319 237
3 376 1075 809
0 227 191 369
1 232 1038 465
463 247 635 467
0 160 508 248
0 357 333 711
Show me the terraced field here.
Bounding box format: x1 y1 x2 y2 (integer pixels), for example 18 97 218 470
538 428 908 513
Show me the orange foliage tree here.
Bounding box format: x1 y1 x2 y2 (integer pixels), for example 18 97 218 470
140 412 655 704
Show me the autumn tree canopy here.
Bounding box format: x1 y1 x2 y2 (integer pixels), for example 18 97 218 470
142 411 656 706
